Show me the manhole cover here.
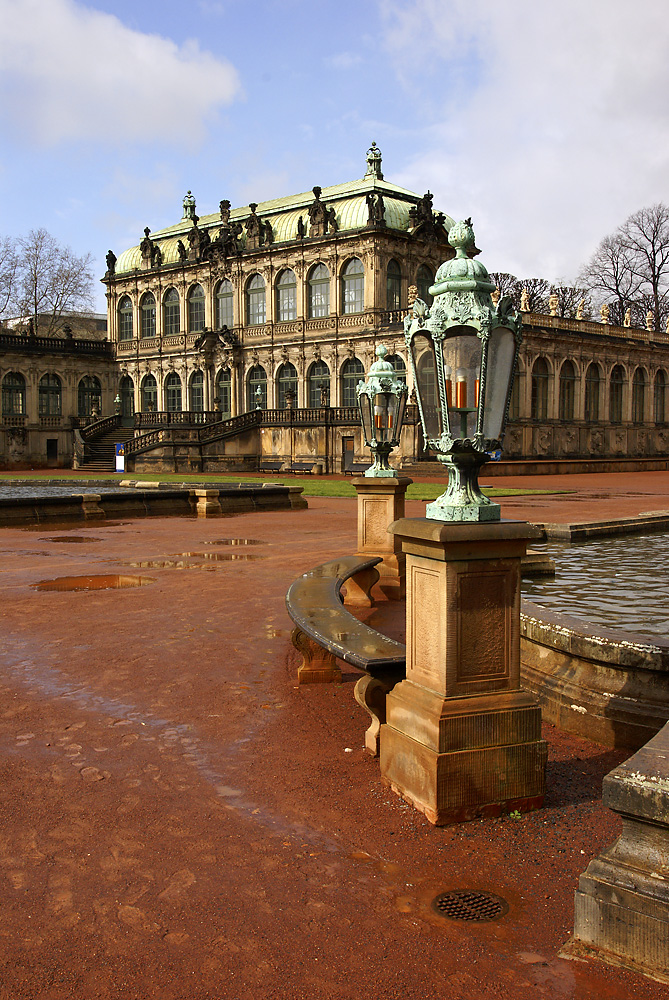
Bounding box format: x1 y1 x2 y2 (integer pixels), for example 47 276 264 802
431 890 508 922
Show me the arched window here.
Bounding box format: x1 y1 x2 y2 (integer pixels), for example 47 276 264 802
246 274 266 326
163 288 180 336
308 360 330 407
558 360 577 421
308 263 330 318
78 375 101 418
508 367 524 420
276 362 298 409
386 259 402 311
39 373 61 417
140 292 156 339
276 269 297 322
3 372 26 416
247 364 267 410
531 357 549 420
216 368 231 419
609 365 625 424
654 370 667 424
189 370 204 411
632 367 646 424
141 374 158 412
416 350 438 411
341 258 364 314
164 372 182 412
118 296 133 341
216 279 234 329
188 284 205 333
385 353 407 383
119 375 134 420
340 357 364 407
416 265 434 305
584 363 601 423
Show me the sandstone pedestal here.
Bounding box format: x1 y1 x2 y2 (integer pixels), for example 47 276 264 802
194 489 222 518
380 518 547 825
351 477 412 601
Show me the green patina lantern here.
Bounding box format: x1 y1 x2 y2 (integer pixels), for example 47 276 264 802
356 345 408 477
404 219 522 520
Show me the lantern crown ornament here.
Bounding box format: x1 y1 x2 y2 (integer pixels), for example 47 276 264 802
356 344 408 477
404 219 522 520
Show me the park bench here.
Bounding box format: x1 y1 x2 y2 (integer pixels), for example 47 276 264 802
284 461 315 474
286 555 406 754
343 457 370 476
259 459 284 474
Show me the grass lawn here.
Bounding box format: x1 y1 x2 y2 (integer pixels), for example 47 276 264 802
0 470 570 501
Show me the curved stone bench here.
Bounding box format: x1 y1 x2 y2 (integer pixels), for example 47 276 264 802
286 556 406 754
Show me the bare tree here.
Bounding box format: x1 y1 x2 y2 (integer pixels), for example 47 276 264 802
489 272 522 309
0 236 19 321
578 232 641 322
15 228 94 335
519 277 551 313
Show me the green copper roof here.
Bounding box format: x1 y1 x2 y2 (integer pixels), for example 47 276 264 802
113 148 454 276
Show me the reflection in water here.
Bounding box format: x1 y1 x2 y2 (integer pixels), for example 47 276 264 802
123 554 265 569
41 536 103 543
32 575 155 592
522 533 669 636
203 538 267 546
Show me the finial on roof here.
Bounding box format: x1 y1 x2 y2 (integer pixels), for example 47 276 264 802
364 141 384 181
182 190 196 221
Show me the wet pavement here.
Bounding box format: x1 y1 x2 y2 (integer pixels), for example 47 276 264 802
0 472 668 998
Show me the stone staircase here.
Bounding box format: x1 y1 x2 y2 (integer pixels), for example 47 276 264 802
80 426 135 472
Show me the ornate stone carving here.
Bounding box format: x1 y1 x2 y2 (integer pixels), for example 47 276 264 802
549 293 559 316
366 191 386 227
600 303 610 324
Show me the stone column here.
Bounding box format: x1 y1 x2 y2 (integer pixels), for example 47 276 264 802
380 518 546 826
352 476 412 601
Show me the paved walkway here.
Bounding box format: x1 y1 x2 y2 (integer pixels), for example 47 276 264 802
0 475 666 998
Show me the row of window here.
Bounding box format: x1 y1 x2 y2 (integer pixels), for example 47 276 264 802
521 359 668 424
117 261 435 339
2 373 102 418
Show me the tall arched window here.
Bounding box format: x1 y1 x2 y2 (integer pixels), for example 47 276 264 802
119 375 134 420
188 284 205 332
2 372 26 416
308 360 330 407
308 263 330 318
216 368 231 418
632 367 646 424
246 274 266 326
39 373 61 416
141 374 158 412
190 370 204 411
416 265 434 305
276 269 297 322
386 259 402 311
118 296 133 341
140 292 156 339
416 350 438 411
216 279 234 329
340 357 364 407
247 364 267 410
584 363 601 423
341 258 364 314
654 369 667 424
531 357 549 420
508 367 524 420
163 288 180 336
78 376 101 417
386 354 407 383
609 365 625 424
164 372 182 412
276 362 298 408
558 360 577 421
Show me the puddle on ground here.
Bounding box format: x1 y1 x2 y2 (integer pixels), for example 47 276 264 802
40 536 103 543
122 554 266 569
177 551 267 561
22 521 131 531
32 574 155 592
203 538 267 546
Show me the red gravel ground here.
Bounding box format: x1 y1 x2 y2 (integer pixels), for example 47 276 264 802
0 473 668 999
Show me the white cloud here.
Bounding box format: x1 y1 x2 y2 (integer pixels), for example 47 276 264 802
379 0 669 281
326 52 363 71
0 0 241 147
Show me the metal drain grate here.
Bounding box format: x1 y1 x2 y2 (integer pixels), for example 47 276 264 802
431 890 508 922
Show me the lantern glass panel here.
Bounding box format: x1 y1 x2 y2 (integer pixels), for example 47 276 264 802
411 332 441 439
358 393 374 445
441 330 482 440
373 392 395 443
482 326 516 440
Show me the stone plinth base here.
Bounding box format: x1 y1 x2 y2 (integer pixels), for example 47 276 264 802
569 719 669 983
352 477 412 600
194 489 223 518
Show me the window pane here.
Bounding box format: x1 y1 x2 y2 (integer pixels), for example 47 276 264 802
141 294 156 339
119 297 133 341
277 270 297 321
188 284 205 332
190 371 204 411
216 369 231 417
342 259 364 315
387 260 402 311
163 289 180 336
247 276 266 326
341 357 364 407
308 360 330 406
216 281 234 328
247 364 267 410
39 373 61 416
309 264 330 318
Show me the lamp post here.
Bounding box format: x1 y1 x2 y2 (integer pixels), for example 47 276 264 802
356 345 408 477
404 218 521 520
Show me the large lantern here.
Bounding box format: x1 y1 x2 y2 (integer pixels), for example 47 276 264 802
405 219 522 520
356 345 408 477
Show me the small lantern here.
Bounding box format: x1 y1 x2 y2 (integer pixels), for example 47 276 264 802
356 345 408 477
404 219 522 520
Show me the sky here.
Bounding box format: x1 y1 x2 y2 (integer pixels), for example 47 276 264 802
1 0 668 313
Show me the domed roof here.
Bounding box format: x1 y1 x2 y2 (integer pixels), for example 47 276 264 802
113 148 454 276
